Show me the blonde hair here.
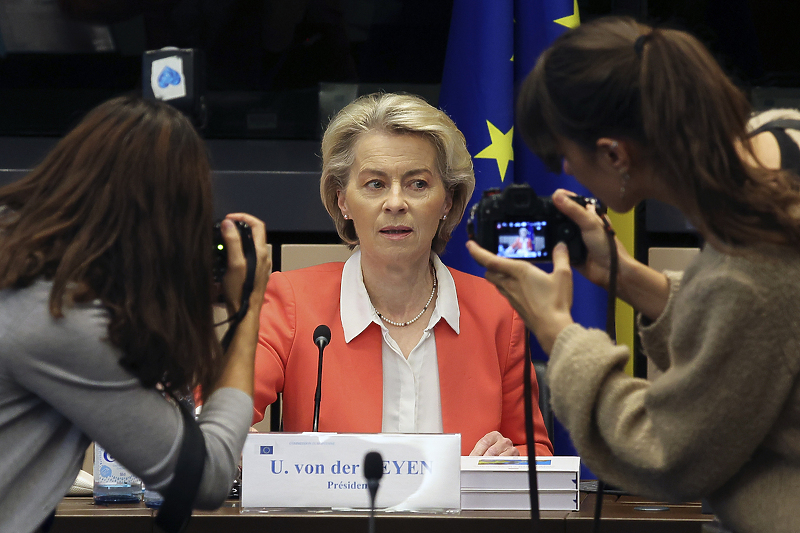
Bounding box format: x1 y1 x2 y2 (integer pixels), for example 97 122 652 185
320 92 475 254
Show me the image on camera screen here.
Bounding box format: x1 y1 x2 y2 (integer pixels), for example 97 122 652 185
496 221 549 259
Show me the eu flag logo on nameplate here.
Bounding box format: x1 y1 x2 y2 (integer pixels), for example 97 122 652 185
260 446 273 455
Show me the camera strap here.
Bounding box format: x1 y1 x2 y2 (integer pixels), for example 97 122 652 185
521 203 617 533
602 216 618 344
591 210 619 533
152 228 257 532
220 229 258 351
154 397 207 533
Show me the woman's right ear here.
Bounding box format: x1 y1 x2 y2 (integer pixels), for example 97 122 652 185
597 137 630 173
336 190 348 220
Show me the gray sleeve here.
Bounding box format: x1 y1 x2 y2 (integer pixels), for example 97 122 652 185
193 387 252 508
8 295 251 507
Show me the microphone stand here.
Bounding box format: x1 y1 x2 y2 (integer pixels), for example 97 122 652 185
312 339 325 432
363 451 383 533
369 489 377 533
523 332 541 528
311 324 331 432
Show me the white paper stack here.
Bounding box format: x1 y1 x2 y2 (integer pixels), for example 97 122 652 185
460 456 580 511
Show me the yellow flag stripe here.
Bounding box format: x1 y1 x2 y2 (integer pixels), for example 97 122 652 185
607 209 635 376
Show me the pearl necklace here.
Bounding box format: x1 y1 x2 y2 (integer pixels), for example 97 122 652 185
372 265 437 327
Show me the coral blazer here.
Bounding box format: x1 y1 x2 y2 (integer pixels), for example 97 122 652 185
252 262 553 456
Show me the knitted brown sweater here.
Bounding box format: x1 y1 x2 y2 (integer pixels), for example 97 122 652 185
549 243 800 533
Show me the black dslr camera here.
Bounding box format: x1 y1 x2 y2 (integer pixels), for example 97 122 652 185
212 220 254 282
467 183 596 264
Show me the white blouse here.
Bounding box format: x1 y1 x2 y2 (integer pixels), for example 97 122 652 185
339 250 460 434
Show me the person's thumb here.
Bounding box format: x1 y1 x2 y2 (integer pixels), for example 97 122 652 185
552 242 571 273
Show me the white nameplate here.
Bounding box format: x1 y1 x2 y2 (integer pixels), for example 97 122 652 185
241 433 461 512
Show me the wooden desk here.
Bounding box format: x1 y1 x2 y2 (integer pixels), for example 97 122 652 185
188 506 571 533
568 494 713 533
51 498 152 533
50 494 714 533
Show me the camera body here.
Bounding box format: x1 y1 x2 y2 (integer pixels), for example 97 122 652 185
212 220 253 282
467 183 592 264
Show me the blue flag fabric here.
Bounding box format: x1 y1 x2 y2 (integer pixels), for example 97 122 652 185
438 0 515 277
439 0 607 355
439 0 608 468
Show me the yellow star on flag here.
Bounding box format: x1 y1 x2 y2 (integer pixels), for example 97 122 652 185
554 0 580 29
474 121 514 182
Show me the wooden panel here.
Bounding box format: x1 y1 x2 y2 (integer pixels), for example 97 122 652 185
280 244 354 271
648 247 700 273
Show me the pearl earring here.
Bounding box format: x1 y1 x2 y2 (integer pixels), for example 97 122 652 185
442 215 447 221
343 214 349 220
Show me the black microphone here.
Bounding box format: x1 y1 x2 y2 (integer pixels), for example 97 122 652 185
312 325 331 431
314 324 331 349
364 451 383 533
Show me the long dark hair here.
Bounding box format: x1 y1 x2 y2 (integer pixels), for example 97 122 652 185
0 96 224 398
518 16 800 247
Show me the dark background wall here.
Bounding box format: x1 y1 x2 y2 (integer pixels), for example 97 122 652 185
2 0 799 266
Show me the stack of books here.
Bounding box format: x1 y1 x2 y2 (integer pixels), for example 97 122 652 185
460 456 580 511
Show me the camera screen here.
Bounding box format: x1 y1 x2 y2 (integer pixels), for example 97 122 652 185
496 221 549 259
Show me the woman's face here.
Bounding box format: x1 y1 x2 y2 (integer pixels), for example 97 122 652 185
337 131 453 265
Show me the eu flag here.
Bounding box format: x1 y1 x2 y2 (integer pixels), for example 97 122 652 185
439 0 586 269
439 0 603 354
439 0 517 276
439 1 610 467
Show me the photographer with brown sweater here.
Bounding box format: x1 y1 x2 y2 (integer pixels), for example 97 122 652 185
469 17 800 533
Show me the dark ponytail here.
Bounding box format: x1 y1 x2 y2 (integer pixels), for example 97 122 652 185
518 16 800 247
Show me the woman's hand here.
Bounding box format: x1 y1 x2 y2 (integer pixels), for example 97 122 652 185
219 214 271 314
470 431 520 456
552 189 671 321
212 213 271 397
466 240 574 354
551 189 630 291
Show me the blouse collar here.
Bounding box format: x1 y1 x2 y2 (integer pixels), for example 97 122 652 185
340 250 460 342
